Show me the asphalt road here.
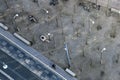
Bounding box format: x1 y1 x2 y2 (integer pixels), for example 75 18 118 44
0 29 66 80
0 72 9 80
0 36 64 80
0 49 41 80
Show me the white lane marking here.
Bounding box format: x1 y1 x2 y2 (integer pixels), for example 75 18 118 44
0 69 14 80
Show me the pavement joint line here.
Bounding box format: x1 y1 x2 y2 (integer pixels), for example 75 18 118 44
0 69 14 80
0 32 67 80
